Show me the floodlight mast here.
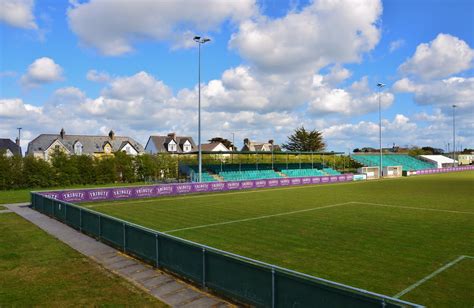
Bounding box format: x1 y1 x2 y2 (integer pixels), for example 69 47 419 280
452 104 457 167
193 36 211 182
377 83 385 178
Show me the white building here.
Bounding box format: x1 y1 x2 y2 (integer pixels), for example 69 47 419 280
419 155 458 168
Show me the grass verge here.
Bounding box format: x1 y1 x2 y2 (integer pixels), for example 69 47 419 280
0 212 167 307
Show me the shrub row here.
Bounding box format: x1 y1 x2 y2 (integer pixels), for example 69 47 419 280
0 150 179 190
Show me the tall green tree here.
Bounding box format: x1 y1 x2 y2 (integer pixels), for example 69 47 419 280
282 126 326 152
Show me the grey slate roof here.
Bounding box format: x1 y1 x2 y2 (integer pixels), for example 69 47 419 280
0 139 21 155
26 134 144 155
147 135 196 153
241 140 280 152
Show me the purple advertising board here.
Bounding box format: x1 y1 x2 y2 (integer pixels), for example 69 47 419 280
37 174 355 203
415 165 473 175
36 166 474 203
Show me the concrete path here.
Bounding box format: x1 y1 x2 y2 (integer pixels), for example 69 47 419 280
4 203 233 308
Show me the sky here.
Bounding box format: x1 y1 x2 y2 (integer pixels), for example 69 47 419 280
0 0 473 153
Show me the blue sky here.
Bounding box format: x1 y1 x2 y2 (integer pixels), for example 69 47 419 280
1 0 473 152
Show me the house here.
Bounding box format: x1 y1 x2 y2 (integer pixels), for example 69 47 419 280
0 138 22 157
26 129 144 160
241 138 281 152
200 142 230 152
457 154 473 165
145 133 196 154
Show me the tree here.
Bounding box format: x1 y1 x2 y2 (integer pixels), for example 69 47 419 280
208 137 233 150
408 147 428 157
421 146 444 155
282 126 326 152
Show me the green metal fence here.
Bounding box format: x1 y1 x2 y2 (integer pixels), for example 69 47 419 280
30 193 423 308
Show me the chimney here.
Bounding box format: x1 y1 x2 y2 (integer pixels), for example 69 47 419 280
60 128 65 139
108 130 115 140
167 132 176 140
15 137 20 146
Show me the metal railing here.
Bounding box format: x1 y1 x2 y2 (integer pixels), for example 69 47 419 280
30 192 423 308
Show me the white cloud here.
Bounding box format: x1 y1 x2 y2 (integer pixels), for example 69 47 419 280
21 57 63 88
322 65 352 87
0 0 37 29
229 0 382 73
389 39 404 52
309 76 394 116
67 0 257 55
86 69 110 83
0 98 41 117
399 34 474 79
393 77 474 110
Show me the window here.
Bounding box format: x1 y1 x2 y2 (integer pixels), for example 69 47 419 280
104 144 112 153
168 141 177 152
74 142 83 155
183 140 191 152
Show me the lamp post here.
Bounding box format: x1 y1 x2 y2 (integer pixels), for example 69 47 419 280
452 104 457 167
377 83 385 178
193 36 211 182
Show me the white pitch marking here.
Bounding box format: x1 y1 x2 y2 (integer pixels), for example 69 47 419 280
163 201 353 233
352 201 474 215
393 255 473 298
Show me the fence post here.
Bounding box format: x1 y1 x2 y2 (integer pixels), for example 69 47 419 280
381 299 386 307
123 223 126 252
98 215 102 239
272 268 275 308
155 234 159 267
202 248 206 288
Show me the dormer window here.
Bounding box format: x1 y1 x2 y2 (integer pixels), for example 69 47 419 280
168 140 177 152
183 140 191 152
104 143 112 154
74 142 83 155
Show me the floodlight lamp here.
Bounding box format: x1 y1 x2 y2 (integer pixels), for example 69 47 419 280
377 83 385 88
193 36 201 42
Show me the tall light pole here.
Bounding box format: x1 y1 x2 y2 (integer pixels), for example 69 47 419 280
452 104 457 166
193 36 211 182
377 83 385 178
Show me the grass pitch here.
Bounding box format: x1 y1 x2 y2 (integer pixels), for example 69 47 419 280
82 172 474 307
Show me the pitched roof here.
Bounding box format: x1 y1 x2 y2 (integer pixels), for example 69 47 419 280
26 134 144 155
147 135 196 153
200 142 230 151
241 140 279 152
0 139 21 155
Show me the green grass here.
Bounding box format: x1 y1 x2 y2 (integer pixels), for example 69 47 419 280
0 212 167 307
0 205 6 210
401 257 473 307
0 182 150 204
82 171 474 307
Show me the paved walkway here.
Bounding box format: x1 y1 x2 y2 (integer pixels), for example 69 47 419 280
4 203 233 308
